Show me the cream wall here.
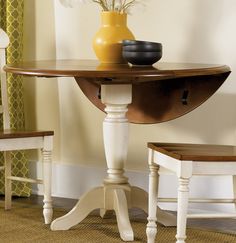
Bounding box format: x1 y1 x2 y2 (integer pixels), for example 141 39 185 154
23 0 61 161
23 0 236 199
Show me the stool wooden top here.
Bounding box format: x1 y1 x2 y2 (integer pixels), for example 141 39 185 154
4 60 231 124
148 143 236 161
0 130 54 139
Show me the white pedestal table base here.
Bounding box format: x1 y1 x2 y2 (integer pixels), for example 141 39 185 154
51 84 176 241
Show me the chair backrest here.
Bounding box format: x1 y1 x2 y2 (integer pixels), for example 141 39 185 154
0 28 10 129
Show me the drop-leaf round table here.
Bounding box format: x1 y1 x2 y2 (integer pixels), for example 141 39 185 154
5 60 231 241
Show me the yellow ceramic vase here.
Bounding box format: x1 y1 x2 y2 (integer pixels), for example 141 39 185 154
93 11 135 64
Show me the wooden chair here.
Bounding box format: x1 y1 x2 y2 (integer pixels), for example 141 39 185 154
146 142 236 243
0 28 54 224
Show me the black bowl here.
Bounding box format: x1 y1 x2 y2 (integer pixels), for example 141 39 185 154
122 51 162 65
122 39 161 47
122 43 162 52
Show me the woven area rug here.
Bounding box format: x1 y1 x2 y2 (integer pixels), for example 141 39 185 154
1 201 236 243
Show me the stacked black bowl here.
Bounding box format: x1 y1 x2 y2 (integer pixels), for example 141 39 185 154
122 40 162 65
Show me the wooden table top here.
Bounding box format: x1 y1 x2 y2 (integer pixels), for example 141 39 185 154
4 59 230 83
4 60 231 124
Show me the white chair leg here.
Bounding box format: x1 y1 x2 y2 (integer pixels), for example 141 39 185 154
42 148 53 224
4 151 12 210
146 163 160 243
176 177 190 243
233 175 236 210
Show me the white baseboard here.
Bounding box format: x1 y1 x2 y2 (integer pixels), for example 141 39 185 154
29 161 149 199
29 161 236 212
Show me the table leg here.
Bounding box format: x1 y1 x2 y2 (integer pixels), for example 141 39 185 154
101 84 176 228
113 188 133 241
51 84 176 241
101 84 134 241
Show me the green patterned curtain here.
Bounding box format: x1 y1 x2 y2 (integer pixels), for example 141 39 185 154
0 0 31 196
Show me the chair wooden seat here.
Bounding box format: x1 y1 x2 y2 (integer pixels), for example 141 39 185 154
146 142 236 243
0 130 54 139
148 143 236 161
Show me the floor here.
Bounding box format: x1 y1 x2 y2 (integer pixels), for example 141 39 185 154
1 195 236 235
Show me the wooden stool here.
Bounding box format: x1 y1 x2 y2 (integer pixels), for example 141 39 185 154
0 28 54 224
146 142 236 243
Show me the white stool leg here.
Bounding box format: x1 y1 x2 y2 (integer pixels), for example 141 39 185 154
233 175 236 210
42 136 53 224
176 177 190 243
4 151 12 210
146 160 160 243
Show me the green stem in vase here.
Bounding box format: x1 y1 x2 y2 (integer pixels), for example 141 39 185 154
122 0 136 12
112 0 115 10
92 0 109 11
92 0 138 13
104 0 108 9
